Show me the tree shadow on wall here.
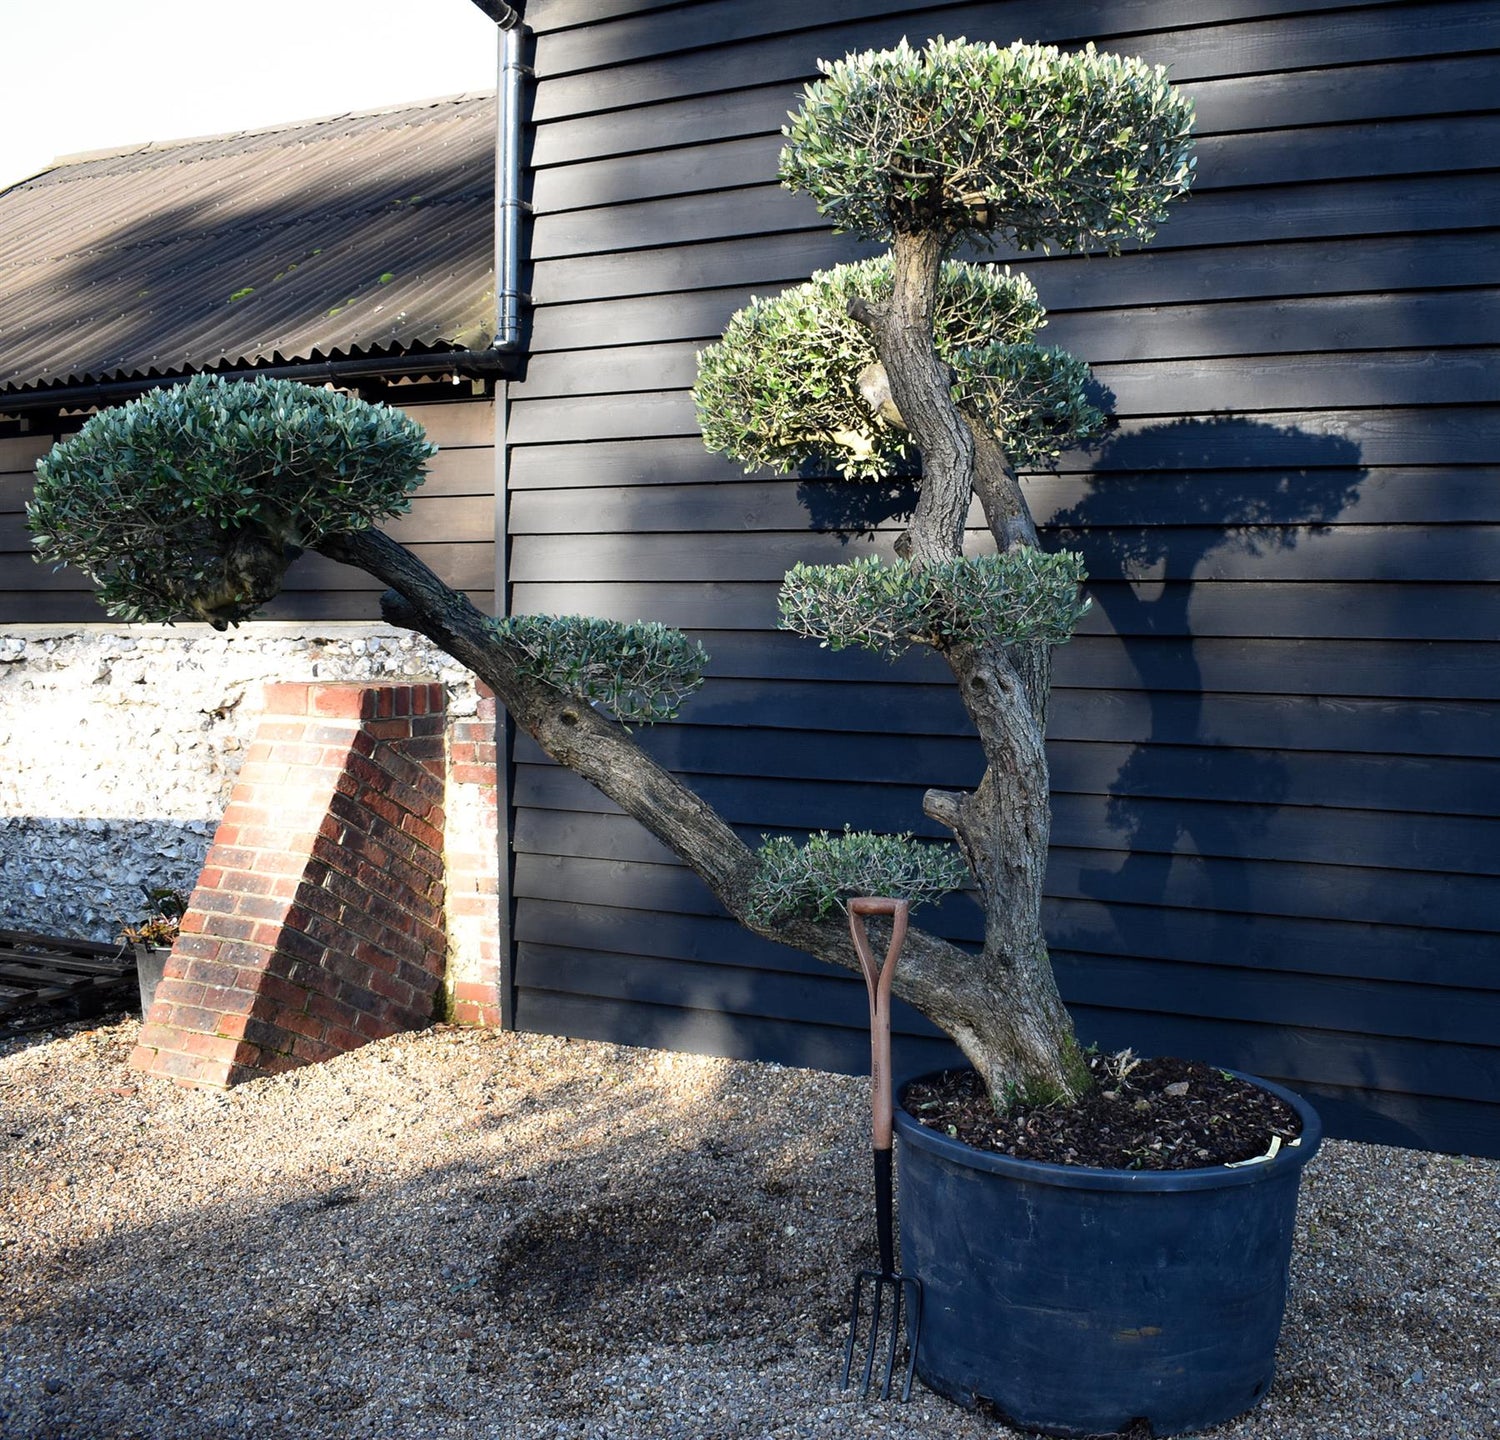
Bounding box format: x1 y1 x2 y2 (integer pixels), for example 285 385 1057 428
1046 413 1366 931
784 412 1367 981
795 475 918 543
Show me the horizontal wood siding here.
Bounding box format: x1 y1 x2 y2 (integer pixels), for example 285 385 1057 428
0 431 55 618
0 397 497 623
507 0 1499 1155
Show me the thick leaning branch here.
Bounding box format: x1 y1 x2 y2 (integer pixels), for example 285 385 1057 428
319 528 752 902
967 421 1040 553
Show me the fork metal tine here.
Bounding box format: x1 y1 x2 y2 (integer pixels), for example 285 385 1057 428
842 1268 920 1401
866 1273 886 1395
899 1273 921 1400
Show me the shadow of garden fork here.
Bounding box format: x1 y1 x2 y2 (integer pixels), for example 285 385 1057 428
840 896 922 1402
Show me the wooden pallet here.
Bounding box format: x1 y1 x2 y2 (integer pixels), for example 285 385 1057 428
0 929 137 1019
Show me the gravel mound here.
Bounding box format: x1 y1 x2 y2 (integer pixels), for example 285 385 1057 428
2 1015 1496 1439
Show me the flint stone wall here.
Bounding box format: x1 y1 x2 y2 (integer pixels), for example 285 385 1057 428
0 623 485 944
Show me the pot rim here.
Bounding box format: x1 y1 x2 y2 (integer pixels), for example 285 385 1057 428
895 1066 1322 1193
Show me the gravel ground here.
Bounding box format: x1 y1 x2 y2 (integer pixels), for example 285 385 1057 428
2 1012 1496 1440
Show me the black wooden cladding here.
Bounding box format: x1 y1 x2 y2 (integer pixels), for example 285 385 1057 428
504 0 1500 1157
0 398 497 623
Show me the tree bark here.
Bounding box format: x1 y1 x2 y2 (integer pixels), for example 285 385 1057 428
848 230 974 567
967 421 1039 552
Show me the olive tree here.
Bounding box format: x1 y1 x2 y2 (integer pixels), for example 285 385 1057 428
30 37 1195 1107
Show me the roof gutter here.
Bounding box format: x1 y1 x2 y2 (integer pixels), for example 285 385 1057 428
0 346 516 416
471 0 530 352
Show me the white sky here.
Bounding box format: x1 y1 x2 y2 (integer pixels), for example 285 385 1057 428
0 0 502 192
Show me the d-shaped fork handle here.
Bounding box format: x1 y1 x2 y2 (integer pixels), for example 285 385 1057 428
848 897 911 1150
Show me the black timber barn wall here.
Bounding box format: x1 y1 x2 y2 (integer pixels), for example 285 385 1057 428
0 395 497 623
509 0 1500 1158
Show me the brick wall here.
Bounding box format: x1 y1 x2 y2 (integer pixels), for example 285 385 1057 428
130 680 496 1088
445 685 505 1027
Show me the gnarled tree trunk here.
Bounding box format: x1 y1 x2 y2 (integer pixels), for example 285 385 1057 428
842 226 1084 1101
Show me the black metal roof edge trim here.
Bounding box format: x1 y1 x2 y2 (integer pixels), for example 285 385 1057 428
0 346 519 414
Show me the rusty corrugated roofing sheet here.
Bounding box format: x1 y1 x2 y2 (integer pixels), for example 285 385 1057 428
0 93 498 396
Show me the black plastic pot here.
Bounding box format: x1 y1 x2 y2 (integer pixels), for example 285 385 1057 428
893 1070 1322 1438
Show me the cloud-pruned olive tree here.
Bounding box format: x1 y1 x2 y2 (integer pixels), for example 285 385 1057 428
30 36 1194 1106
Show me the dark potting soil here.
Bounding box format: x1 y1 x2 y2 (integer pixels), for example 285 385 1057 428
903 1054 1303 1171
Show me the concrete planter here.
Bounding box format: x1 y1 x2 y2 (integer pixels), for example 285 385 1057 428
133 944 172 1017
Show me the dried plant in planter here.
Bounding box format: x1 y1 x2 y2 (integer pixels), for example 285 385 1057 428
119 915 180 950
119 888 188 950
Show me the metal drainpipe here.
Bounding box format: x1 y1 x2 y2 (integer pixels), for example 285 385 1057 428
467 0 528 1035
471 0 530 352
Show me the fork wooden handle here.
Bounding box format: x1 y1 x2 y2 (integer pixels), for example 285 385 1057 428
848 897 911 1150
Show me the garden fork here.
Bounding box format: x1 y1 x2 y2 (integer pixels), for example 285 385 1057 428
841 896 922 1402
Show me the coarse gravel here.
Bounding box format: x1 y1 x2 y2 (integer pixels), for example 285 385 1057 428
2 1013 1496 1440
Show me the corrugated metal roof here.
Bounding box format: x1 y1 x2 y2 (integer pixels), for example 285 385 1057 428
0 94 498 396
